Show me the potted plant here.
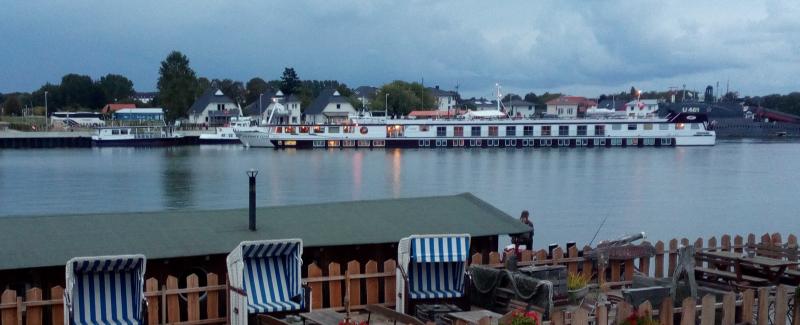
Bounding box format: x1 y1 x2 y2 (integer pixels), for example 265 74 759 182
567 272 590 305
503 310 540 325
622 309 659 325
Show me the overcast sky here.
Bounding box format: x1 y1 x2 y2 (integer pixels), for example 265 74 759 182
2 1 798 98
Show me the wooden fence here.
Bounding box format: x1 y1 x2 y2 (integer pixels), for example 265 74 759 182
1 232 796 325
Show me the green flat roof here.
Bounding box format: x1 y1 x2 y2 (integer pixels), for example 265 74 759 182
0 193 528 270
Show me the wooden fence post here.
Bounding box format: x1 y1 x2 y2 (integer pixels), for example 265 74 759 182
308 263 323 309
145 278 159 325
758 287 770 325
734 235 744 253
774 286 789 325
329 262 342 308
582 246 593 279
50 286 64 325
25 288 42 325
520 250 533 263
471 253 483 265
551 310 565 325
166 276 180 323
700 294 715 325
552 247 563 266
742 289 755 325
694 238 704 267
365 260 379 305
659 297 673 325
668 239 678 277
721 234 731 252
572 306 589 325
638 301 653 317
488 252 501 266
680 297 696 325
708 237 717 252
721 292 735 325
624 258 634 281
1 289 17 325
654 241 664 278
610 260 621 283
535 250 547 264
347 260 361 308
568 246 579 275
207 273 219 320
186 274 200 322
596 302 608 325
383 259 396 306
788 234 798 270
616 301 632 325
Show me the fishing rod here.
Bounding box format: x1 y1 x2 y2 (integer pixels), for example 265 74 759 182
588 215 609 246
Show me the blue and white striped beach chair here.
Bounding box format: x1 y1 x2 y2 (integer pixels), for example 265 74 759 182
227 239 309 325
64 254 146 325
396 234 471 313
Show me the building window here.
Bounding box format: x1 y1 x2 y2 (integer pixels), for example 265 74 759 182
541 125 551 136
436 126 446 137
471 126 481 136
488 126 499 136
567 108 573 115
595 125 605 136
628 124 637 130
559 125 569 136
558 108 563 114
644 124 653 130
336 104 341 109
328 126 340 133
528 106 533 111
523 126 533 136
454 126 463 137
577 125 587 136
506 126 516 137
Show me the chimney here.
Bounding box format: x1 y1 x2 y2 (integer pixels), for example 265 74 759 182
246 169 259 231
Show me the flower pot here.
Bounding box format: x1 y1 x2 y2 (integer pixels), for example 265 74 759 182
568 286 588 305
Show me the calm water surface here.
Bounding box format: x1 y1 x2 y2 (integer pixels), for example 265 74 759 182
1 139 798 247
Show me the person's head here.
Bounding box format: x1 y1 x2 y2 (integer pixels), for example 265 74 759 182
520 210 529 221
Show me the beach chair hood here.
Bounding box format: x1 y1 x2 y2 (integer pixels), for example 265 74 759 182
64 254 146 325
396 234 470 313
227 238 303 325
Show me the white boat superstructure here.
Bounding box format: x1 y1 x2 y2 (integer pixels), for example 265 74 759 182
199 116 261 143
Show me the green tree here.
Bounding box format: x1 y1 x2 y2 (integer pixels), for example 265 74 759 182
502 93 521 101
280 67 300 95
157 51 198 122
245 77 270 104
3 95 21 116
368 81 437 116
60 74 103 109
523 92 538 104
212 79 245 105
196 77 212 98
97 74 135 102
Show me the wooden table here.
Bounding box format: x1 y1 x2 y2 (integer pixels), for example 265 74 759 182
300 309 346 325
698 251 800 285
447 310 503 325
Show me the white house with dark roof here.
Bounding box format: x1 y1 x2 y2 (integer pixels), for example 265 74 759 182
188 88 240 126
427 86 458 111
246 90 302 124
305 89 356 124
624 99 659 118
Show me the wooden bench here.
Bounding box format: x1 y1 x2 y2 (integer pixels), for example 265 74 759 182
365 305 425 325
695 267 769 286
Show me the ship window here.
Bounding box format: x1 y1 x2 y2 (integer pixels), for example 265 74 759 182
387 125 404 137
595 125 605 136
559 125 569 136
690 123 700 129
300 126 310 133
121 129 128 135
577 125 587 136
523 126 533 136
675 123 685 130
112 129 120 135
506 126 516 137
612 124 621 130
488 126 499 136
454 126 464 137
314 126 323 133
436 126 446 137
659 124 669 130
471 126 481 136
644 124 653 130
328 126 340 133
628 124 638 130
541 125 551 136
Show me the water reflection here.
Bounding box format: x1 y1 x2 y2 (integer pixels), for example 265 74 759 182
161 148 194 209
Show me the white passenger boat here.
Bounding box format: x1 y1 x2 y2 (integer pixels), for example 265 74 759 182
199 117 260 144
91 125 184 147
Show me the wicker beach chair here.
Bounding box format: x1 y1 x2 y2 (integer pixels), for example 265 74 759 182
64 254 147 325
226 239 310 325
396 234 471 314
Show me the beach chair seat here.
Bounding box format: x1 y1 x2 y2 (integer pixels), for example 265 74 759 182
228 239 309 325
397 234 471 313
65 255 146 325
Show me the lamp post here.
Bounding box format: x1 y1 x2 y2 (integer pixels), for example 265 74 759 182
44 91 48 130
385 93 389 118
246 169 259 231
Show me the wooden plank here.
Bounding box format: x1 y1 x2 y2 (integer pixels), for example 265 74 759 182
25 288 42 325
772 233 782 246
654 241 664 278
1 289 17 325
166 276 180 323
145 278 159 325
660 297 673 325
308 263 324 309
50 286 64 325
187 274 200 322
758 287 769 325
582 246 593 279
521 250 533 263
669 239 678 277
365 261 379 305
680 297 696 325
700 294 715 325
734 235 744 253
472 252 483 265
347 260 361 307
206 273 219 320
742 289 755 325
610 261 621 282
774 286 789 325
694 238 704 266
329 262 343 308
624 259 634 281
567 246 579 275
383 259 396 306
551 310 565 325
721 292 735 325
489 252 501 265
572 307 589 325
552 247 563 265
477 316 492 325
638 301 653 317
364 304 424 325
616 301 632 325
721 234 731 252
708 237 717 252
596 303 608 325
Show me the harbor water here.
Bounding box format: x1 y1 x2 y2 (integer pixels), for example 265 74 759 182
1 139 798 248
